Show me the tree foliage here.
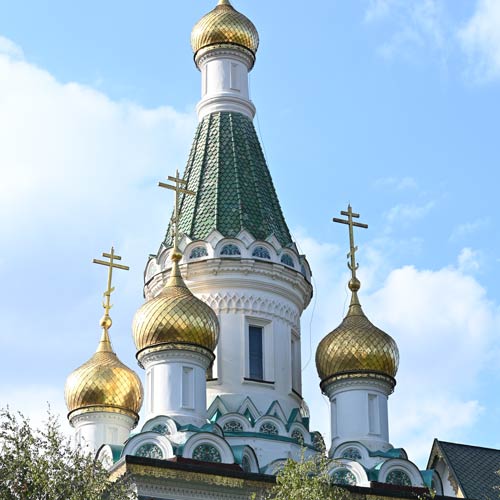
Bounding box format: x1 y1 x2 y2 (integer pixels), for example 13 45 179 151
0 407 134 500
252 454 348 500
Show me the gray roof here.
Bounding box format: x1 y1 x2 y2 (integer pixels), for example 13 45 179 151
433 440 500 500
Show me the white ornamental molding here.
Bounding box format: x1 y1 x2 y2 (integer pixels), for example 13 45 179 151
202 292 300 327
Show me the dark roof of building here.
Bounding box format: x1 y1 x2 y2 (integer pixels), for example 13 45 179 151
431 440 500 500
163 111 293 248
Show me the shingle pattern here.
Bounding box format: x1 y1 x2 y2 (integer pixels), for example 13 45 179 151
316 294 399 382
133 283 219 353
163 112 293 248
438 441 500 500
65 349 143 417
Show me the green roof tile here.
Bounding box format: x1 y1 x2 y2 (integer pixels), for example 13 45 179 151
163 112 293 248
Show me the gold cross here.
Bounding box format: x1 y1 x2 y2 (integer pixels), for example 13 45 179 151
333 205 368 281
159 169 195 252
93 247 130 318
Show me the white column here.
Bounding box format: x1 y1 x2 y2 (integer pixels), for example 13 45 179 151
324 377 393 454
70 412 135 455
141 348 212 428
195 47 256 121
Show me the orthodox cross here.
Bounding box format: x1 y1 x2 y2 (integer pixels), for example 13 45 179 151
333 205 368 281
93 247 130 318
158 169 195 252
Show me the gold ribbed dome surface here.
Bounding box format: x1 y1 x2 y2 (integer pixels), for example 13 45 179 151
133 258 219 354
191 0 259 56
65 330 143 420
316 291 399 384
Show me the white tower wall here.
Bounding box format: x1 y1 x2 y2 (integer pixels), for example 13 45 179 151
141 349 212 428
70 412 135 455
196 48 256 121
324 377 393 454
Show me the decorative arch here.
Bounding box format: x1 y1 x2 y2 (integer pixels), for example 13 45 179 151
182 432 234 465
255 415 287 436
189 245 208 259
218 413 251 434
122 432 174 461
264 459 287 476
251 245 272 260
232 445 260 474
378 458 425 487
280 253 295 268
220 244 241 257
328 459 370 487
333 442 369 462
288 423 311 446
140 416 177 436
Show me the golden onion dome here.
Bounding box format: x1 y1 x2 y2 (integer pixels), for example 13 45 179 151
133 252 219 358
65 325 143 423
316 278 399 388
191 0 259 58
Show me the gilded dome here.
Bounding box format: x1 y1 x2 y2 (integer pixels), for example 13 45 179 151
191 0 259 57
65 328 143 422
316 282 399 387
133 254 219 357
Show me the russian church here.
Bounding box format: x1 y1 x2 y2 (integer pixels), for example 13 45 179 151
63 2 500 499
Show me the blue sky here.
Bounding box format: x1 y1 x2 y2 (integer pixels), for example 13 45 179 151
0 0 499 467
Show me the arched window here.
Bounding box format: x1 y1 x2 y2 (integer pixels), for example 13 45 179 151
135 443 163 460
291 429 304 445
281 254 294 268
331 468 356 486
151 424 170 435
223 420 244 433
242 454 252 473
190 246 208 259
252 246 271 259
259 422 279 435
386 470 412 487
193 444 222 463
342 447 362 460
220 244 241 256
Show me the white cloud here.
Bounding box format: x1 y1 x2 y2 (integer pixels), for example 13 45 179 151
459 0 500 82
374 176 418 191
0 36 196 414
364 0 449 64
457 247 482 273
365 0 398 23
0 36 23 59
386 201 435 224
451 218 490 240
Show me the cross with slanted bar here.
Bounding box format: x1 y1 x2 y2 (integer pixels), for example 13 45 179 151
158 169 195 252
333 205 368 280
93 247 130 317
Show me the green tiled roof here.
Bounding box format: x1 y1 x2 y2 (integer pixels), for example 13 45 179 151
164 112 293 248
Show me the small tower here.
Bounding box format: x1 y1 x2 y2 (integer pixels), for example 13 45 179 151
191 0 259 120
316 206 399 455
133 172 220 428
65 248 143 454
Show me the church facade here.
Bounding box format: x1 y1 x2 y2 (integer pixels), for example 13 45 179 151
63 2 497 499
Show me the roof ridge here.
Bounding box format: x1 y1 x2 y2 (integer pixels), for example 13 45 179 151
438 440 500 453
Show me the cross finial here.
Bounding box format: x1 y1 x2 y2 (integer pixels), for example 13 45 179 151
92 247 130 331
159 169 195 261
333 205 368 291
